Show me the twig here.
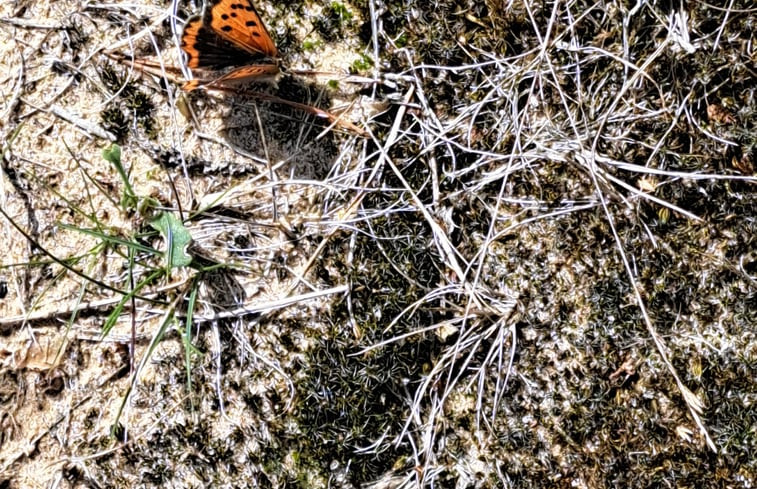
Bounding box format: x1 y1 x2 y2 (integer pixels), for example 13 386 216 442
48 104 117 141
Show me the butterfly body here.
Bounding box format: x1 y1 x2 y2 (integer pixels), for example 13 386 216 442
180 0 279 90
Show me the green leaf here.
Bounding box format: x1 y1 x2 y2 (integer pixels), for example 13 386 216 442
102 143 137 209
101 143 121 166
149 212 193 268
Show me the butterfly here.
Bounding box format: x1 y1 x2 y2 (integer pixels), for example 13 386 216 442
175 0 367 135
180 0 280 91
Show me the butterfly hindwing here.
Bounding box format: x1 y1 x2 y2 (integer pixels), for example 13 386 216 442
208 0 278 58
210 64 281 88
183 63 281 91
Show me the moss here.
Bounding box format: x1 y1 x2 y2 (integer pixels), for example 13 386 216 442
293 336 434 483
351 53 374 73
291 196 448 483
98 65 159 142
313 2 354 42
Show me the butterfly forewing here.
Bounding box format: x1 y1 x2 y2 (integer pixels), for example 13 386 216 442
179 0 280 91
208 0 278 58
181 17 252 69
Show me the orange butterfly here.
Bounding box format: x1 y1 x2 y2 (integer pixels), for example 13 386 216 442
180 0 280 91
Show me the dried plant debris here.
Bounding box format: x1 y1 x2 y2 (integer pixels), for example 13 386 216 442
0 0 755 488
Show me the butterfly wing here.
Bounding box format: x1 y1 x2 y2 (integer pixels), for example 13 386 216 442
181 0 277 69
207 0 278 58
182 17 250 69
183 64 280 91
180 0 280 90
